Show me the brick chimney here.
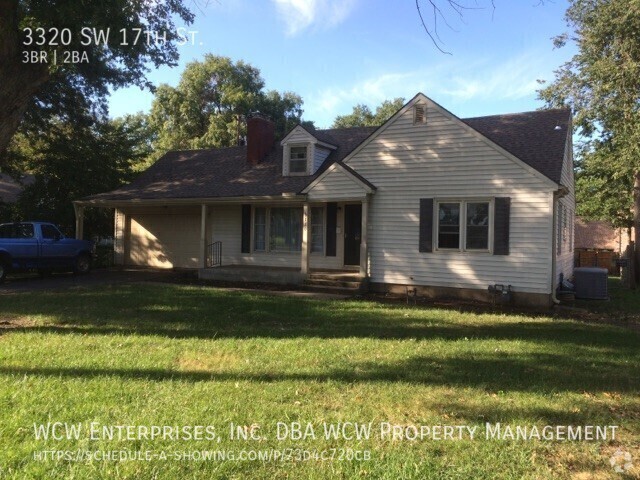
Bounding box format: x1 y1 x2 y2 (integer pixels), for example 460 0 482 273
246 113 275 166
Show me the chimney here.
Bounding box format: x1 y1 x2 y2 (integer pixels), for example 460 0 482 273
246 113 275 166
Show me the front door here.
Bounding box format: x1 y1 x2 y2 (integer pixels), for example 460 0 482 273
343 204 361 266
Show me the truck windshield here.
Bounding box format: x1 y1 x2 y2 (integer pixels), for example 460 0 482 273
0 223 34 239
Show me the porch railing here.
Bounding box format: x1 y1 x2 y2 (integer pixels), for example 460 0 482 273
206 241 222 268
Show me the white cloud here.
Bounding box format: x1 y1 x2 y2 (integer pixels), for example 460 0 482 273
305 51 553 127
271 0 358 36
440 52 547 101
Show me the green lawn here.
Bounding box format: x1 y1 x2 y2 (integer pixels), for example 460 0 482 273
0 283 638 479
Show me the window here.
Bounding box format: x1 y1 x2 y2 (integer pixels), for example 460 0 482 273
41 224 62 240
466 202 489 250
269 207 303 252
289 146 308 174
253 207 266 251
310 207 324 253
437 203 460 249
436 200 491 251
0 223 34 239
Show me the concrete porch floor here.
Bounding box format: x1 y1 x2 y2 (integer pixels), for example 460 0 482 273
198 265 361 286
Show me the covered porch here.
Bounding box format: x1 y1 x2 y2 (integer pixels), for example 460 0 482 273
73 195 372 282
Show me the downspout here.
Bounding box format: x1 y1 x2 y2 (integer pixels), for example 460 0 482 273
551 197 560 305
551 186 569 305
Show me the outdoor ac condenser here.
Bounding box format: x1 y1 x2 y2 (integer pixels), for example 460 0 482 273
573 267 608 300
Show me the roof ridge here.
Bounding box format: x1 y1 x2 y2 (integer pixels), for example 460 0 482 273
462 107 571 121
167 145 247 154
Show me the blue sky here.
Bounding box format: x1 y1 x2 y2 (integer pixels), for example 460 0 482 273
108 0 575 128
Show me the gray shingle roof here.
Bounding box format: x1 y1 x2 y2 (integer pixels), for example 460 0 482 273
463 108 571 184
83 109 570 203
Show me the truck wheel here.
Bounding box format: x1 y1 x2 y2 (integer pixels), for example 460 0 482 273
74 254 91 275
0 261 6 283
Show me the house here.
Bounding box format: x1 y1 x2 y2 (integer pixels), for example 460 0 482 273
574 217 631 255
0 173 34 205
574 217 631 275
75 93 574 306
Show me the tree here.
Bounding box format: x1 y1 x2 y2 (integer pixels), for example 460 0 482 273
538 0 640 280
149 55 305 155
332 98 405 128
0 0 194 163
574 141 633 235
7 117 148 238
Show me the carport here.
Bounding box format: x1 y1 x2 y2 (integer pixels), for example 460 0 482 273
73 199 211 270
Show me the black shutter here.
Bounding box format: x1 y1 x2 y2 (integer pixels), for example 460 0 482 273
241 204 251 253
326 202 337 257
493 197 510 255
419 198 433 252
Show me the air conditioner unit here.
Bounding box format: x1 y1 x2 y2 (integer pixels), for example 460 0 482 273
573 267 608 300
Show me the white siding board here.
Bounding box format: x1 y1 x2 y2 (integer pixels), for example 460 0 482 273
306 166 369 201
284 128 315 144
556 131 575 281
125 206 200 269
345 100 555 295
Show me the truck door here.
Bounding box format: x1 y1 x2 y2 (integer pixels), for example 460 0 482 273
0 223 39 269
39 224 74 268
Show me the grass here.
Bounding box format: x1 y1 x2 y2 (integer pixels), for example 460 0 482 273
574 277 640 319
0 282 638 479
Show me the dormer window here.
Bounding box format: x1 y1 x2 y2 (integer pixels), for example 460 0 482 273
289 146 308 174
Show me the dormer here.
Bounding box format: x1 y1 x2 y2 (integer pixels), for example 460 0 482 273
280 125 337 176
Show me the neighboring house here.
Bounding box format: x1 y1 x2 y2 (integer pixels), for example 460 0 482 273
75 93 574 306
574 217 631 254
0 173 34 205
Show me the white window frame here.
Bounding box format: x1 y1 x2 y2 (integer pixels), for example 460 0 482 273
288 144 309 176
250 205 306 254
434 199 493 253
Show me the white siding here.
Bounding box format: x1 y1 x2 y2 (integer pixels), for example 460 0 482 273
556 131 575 281
306 166 368 201
284 127 315 144
313 147 331 174
344 99 556 294
123 206 200 268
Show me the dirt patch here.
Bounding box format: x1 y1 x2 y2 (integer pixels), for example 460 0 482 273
0 316 37 330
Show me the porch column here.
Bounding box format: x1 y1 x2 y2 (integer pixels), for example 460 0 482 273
360 196 369 277
301 202 310 274
74 204 84 240
200 204 208 268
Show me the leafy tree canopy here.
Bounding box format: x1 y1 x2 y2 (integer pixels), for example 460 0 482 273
0 0 194 163
538 0 640 232
332 98 405 128
4 116 151 237
149 55 305 155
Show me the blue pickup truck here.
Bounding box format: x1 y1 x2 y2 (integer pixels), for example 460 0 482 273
0 222 94 282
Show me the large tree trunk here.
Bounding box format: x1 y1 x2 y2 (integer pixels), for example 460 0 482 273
634 171 640 286
0 1 50 161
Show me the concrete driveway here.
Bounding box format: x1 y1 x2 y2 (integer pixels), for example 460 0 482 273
0 268 177 294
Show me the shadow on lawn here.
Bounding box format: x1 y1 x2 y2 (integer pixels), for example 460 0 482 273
0 351 638 394
1 285 639 351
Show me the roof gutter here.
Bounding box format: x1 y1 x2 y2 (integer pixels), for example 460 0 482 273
73 194 309 208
